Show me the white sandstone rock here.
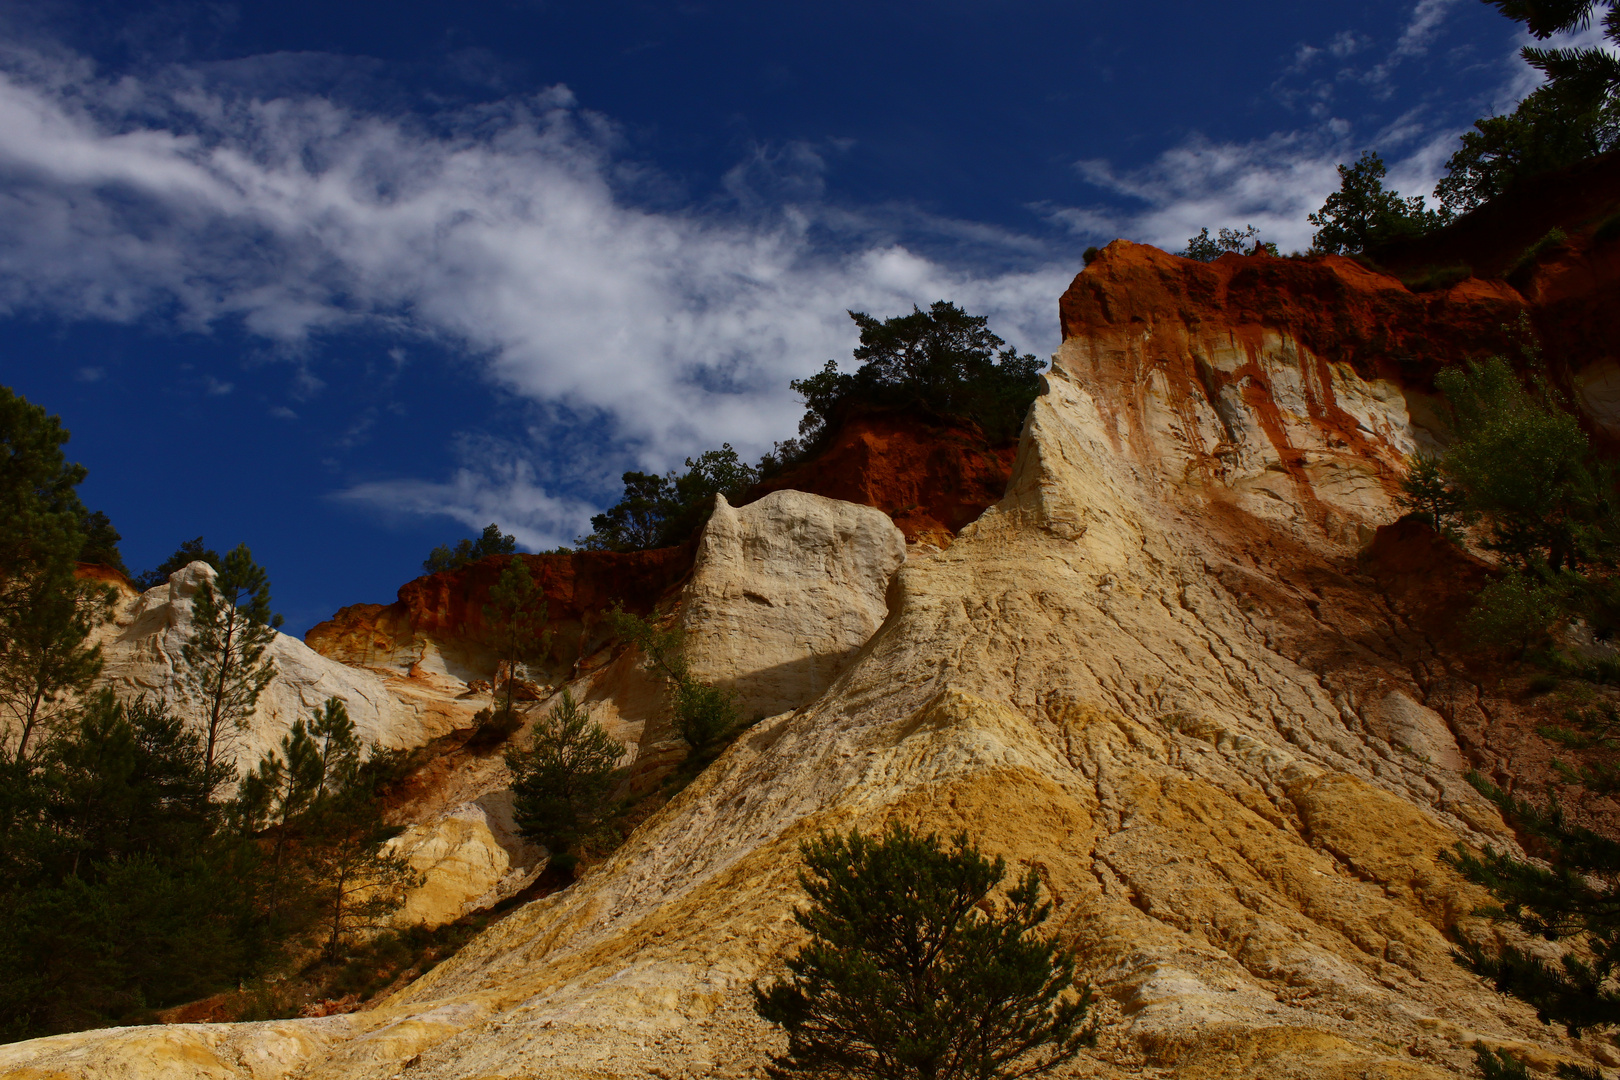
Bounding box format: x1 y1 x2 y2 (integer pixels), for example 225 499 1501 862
680 490 908 721
384 791 544 929
91 562 470 779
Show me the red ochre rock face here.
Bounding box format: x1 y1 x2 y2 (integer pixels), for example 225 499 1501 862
304 546 693 673
303 414 1019 669
1052 225 1619 541
745 409 1018 547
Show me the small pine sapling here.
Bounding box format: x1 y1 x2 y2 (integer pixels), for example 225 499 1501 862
506 688 624 873
754 824 1095 1080
181 544 283 792
608 607 738 753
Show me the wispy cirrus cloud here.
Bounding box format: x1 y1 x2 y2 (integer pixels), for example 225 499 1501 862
0 45 1073 547
1044 1 1608 258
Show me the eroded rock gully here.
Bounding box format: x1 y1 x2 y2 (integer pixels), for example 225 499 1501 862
9 240 1620 1080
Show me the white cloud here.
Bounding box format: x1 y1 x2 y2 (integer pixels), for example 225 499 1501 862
1051 3 1599 257
1390 0 1461 62
338 458 605 551
0 47 1073 543
1056 131 1350 253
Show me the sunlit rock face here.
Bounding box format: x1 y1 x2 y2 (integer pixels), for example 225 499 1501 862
91 562 477 775
12 238 1620 1080
681 489 907 722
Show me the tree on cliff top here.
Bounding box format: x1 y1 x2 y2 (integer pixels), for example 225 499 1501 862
791 302 1044 449
754 824 1094 1080
423 523 516 574
132 537 221 591
1307 151 1446 254
1178 225 1278 261
578 445 757 552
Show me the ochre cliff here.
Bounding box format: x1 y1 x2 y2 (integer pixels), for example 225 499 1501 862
746 410 1019 546
305 545 694 676
9 222 1620 1079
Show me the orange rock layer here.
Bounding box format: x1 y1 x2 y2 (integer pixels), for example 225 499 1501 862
746 410 1018 546
304 546 693 673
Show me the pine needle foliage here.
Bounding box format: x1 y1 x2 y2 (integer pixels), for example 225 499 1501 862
1177 225 1277 261
1445 771 1620 1037
423 523 517 574
1396 452 1469 538
480 558 549 742
607 607 739 753
754 824 1095 1080
131 537 220 591
1474 1042 1533 1080
182 545 283 791
0 386 117 766
505 688 624 872
790 302 1044 451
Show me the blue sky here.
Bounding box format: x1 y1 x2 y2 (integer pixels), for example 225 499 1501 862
0 0 1583 632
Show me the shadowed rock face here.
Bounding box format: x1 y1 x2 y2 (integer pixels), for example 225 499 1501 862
305 546 695 680
12 240 1620 1080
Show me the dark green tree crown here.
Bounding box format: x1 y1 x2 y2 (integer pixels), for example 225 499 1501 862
423 522 517 574
755 823 1094 1080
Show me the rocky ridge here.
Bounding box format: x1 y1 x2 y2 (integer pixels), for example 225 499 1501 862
7 212 1620 1077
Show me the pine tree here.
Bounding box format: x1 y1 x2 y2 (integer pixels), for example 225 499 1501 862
0 386 116 766
754 824 1094 1080
1396 453 1468 538
132 537 221 591
479 558 548 741
0 567 113 766
1447 703 1620 1042
0 693 260 1037
423 522 517 574
1307 151 1446 254
1446 762 1620 1038
301 734 419 962
506 688 624 872
181 544 284 789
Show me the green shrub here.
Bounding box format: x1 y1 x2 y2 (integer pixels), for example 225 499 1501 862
1474 1043 1531 1080
754 824 1095 1080
1507 227 1570 278
1527 672 1561 695
608 608 740 753
1466 573 1564 653
1401 263 1473 292
467 704 523 748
